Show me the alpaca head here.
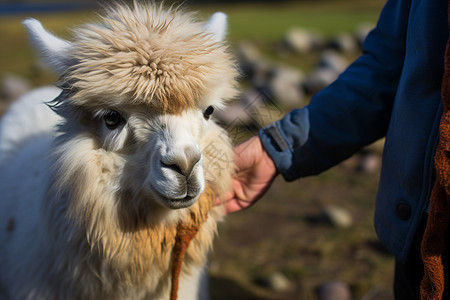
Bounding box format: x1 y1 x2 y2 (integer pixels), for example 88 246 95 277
23 3 238 230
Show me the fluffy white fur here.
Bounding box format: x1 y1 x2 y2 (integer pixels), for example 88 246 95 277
0 3 237 299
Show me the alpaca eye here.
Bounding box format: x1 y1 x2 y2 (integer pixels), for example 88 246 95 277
103 110 123 129
203 106 214 120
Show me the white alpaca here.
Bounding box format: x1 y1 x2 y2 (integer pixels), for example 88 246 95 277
0 3 238 299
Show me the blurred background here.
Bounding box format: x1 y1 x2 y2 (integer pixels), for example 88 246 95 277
0 0 391 299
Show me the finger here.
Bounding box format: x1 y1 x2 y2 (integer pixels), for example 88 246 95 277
223 199 253 214
223 200 245 214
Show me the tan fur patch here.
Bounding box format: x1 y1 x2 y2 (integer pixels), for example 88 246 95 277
63 2 238 114
102 186 216 287
126 186 214 268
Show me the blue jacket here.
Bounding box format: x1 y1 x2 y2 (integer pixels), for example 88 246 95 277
259 0 448 262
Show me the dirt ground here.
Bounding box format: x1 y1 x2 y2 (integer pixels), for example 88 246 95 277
208 155 394 300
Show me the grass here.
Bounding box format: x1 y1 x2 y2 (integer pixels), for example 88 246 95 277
0 11 92 85
0 0 384 85
194 0 383 41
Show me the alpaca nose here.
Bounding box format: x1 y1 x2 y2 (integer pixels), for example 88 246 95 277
161 146 201 177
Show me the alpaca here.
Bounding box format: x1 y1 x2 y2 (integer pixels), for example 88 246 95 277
0 3 238 299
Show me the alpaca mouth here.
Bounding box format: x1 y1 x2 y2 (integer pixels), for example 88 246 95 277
160 194 197 209
150 185 198 209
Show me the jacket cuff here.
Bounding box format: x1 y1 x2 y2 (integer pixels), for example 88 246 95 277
258 121 296 181
259 107 310 181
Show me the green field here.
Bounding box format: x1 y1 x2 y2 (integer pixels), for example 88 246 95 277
0 0 384 85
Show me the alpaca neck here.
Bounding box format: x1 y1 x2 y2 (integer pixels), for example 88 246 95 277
46 184 216 298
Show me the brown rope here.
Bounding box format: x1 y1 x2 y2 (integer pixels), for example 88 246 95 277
420 6 450 298
170 223 201 300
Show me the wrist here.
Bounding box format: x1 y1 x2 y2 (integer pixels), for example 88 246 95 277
257 136 278 179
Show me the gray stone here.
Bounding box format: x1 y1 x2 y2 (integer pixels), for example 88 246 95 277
235 41 263 62
240 88 266 108
317 281 351 300
318 50 349 74
310 30 327 50
267 66 306 106
214 89 263 127
249 59 273 89
235 41 271 81
214 102 252 127
357 153 381 175
282 27 317 54
322 205 353 228
328 32 359 53
303 68 339 94
303 50 349 95
267 272 292 292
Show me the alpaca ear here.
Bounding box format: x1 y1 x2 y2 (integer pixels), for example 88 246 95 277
22 18 74 76
203 12 228 42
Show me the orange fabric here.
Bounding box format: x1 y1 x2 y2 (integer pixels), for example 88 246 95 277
420 11 450 299
168 186 214 300
170 223 201 300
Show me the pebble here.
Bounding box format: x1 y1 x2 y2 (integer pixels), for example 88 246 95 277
235 41 265 78
317 281 352 300
282 27 314 54
357 153 381 175
322 205 353 228
317 50 349 74
281 27 324 54
303 68 339 95
214 89 263 127
269 272 291 292
328 32 359 53
260 271 292 292
267 66 306 106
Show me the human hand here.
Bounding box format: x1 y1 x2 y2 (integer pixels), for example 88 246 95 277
217 136 278 214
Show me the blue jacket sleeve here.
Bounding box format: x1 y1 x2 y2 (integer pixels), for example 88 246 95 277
260 0 411 181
